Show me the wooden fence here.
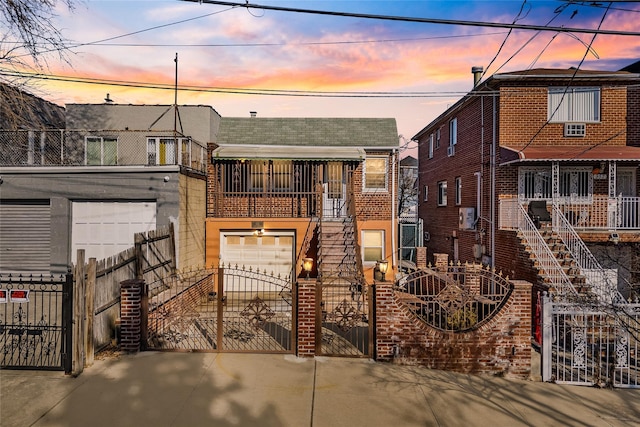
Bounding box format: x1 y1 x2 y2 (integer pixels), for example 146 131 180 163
72 224 176 375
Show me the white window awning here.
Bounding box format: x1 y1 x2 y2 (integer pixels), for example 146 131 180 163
212 144 366 161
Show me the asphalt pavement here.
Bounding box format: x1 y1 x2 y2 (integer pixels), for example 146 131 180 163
1 351 639 427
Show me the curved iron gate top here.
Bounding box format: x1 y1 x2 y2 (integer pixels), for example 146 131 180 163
145 265 295 353
396 263 513 332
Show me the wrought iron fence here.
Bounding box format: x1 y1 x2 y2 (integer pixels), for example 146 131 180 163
0 273 72 372
0 129 207 172
542 294 640 388
395 263 513 332
145 265 294 353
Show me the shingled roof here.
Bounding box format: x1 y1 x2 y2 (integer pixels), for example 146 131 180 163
217 117 398 148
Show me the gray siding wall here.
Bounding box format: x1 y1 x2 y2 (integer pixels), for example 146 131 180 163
0 168 181 273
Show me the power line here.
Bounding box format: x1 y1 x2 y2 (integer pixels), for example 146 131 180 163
179 0 640 37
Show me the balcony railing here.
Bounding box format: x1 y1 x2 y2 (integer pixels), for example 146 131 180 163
556 196 640 230
0 129 207 173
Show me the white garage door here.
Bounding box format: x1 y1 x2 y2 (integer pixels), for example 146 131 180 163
72 201 156 261
221 232 294 281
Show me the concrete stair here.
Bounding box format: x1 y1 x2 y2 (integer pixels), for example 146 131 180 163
318 217 362 284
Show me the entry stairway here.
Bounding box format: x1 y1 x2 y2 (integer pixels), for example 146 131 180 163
317 216 365 288
512 201 624 304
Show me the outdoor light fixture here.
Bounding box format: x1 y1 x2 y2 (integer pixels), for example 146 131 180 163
302 257 314 279
253 229 265 237
376 260 389 282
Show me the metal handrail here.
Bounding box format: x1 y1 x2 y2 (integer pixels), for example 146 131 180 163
501 199 577 296
552 204 624 304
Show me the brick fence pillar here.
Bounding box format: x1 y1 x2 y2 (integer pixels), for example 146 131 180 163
416 247 427 269
433 253 449 270
120 278 144 353
373 281 400 361
297 278 317 357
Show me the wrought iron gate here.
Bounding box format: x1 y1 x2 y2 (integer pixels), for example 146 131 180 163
318 280 372 357
0 273 72 372
146 266 295 353
542 295 640 388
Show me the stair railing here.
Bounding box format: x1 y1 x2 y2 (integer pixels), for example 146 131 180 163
552 204 624 304
502 199 577 297
346 185 366 285
292 216 319 281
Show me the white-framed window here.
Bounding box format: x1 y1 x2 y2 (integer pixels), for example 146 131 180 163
519 167 552 200
362 230 384 263
435 128 441 149
85 136 117 165
363 156 388 191
560 167 592 201
548 87 600 123
428 133 434 159
424 185 429 202
449 118 457 146
455 177 462 205
438 181 447 206
147 137 180 165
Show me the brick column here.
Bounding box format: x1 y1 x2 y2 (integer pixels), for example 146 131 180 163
506 280 533 379
433 253 449 270
297 278 317 357
374 281 401 361
120 278 144 353
416 247 427 269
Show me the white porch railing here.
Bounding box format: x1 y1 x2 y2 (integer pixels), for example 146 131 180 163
551 205 625 304
499 199 577 297
556 196 640 230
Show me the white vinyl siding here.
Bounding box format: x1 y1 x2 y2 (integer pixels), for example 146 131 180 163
548 87 600 123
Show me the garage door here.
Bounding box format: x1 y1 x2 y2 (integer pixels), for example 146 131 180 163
0 201 51 273
221 232 294 282
72 202 156 261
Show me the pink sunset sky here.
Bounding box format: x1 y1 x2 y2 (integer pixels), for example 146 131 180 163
5 1 640 157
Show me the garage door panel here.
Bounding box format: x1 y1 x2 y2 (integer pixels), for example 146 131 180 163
0 202 51 273
72 202 156 261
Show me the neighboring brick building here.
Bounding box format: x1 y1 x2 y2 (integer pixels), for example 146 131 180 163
206 117 399 285
413 67 640 302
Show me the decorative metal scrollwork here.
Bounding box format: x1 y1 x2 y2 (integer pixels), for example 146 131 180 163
240 297 275 329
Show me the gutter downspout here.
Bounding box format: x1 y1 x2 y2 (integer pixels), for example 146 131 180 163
391 148 398 272
491 93 497 269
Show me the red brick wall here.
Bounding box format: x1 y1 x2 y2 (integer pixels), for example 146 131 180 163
120 279 143 352
375 279 532 379
296 279 317 357
628 86 640 146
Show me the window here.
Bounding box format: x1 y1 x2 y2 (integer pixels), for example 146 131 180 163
85 136 117 165
147 137 180 165
438 181 447 206
455 177 462 205
519 167 552 200
449 118 457 146
435 128 441 149
272 160 292 191
364 157 387 191
548 87 600 123
560 167 592 201
362 230 384 263
249 160 266 191
424 185 428 202
428 134 434 159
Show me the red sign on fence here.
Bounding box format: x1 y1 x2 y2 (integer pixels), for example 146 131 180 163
9 289 29 303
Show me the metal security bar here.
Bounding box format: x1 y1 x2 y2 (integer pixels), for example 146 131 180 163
0 273 72 372
209 160 323 218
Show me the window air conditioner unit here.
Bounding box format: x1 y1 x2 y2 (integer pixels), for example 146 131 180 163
447 145 455 156
564 123 586 137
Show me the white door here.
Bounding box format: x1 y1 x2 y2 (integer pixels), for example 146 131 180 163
221 232 294 291
72 201 157 260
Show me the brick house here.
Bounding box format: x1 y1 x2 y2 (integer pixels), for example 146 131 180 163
0 99 220 273
413 67 640 303
206 117 399 285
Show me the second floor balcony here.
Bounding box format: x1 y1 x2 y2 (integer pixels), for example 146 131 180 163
0 129 207 173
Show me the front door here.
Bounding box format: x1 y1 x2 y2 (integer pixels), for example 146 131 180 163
617 168 637 228
323 162 346 219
